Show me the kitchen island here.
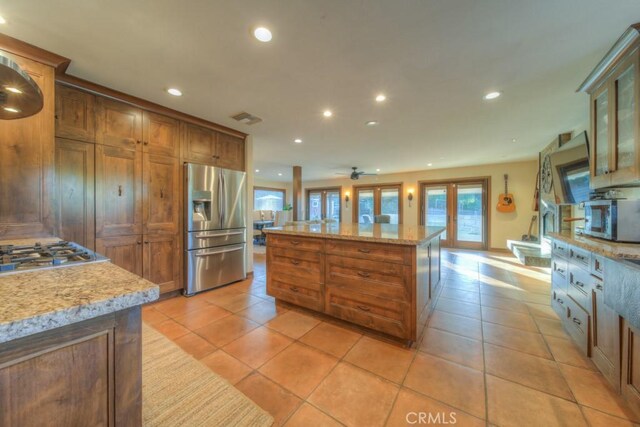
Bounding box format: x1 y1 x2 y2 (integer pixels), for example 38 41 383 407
263 223 445 344
0 239 159 426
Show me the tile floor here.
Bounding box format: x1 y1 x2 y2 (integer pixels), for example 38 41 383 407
143 250 640 426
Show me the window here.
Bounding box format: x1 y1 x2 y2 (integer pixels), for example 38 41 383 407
306 187 341 221
353 183 402 224
254 187 286 211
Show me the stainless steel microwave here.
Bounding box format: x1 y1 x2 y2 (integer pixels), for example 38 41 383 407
583 200 640 242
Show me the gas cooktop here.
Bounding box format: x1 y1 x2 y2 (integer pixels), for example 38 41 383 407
0 241 108 275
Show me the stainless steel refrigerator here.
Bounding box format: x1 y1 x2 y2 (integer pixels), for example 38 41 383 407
184 163 247 296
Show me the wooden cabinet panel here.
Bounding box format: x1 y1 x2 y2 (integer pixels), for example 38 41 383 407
268 234 324 252
96 235 143 276
143 154 179 234
269 247 323 283
143 111 179 157
216 133 245 171
0 333 110 427
0 52 54 238
95 145 142 237
143 234 180 294
55 138 95 250
622 320 640 419
592 278 620 390
182 122 217 164
55 84 95 142
325 239 411 265
96 97 142 150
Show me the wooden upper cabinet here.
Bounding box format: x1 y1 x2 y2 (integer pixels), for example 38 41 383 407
143 234 180 294
143 111 179 157
182 122 217 163
95 145 143 237
0 52 55 238
96 97 143 150
55 84 96 142
96 235 143 276
143 154 179 234
55 138 95 250
580 25 640 189
216 133 245 171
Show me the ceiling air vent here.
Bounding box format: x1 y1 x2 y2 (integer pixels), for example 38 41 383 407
231 112 262 125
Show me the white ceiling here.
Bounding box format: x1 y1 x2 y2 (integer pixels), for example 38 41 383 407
1 0 639 181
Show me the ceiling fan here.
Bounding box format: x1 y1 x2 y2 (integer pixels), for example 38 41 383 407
336 167 378 180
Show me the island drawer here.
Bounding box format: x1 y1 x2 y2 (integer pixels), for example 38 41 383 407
568 263 591 312
268 234 324 252
565 295 590 355
591 254 605 279
325 239 412 265
325 255 410 301
268 274 323 311
552 240 569 259
268 247 323 283
569 246 591 269
552 257 568 281
325 285 409 339
552 288 569 319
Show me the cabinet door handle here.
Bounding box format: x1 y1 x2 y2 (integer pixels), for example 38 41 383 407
290 259 300 265
144 141 149 145
160 188 164 199
137 240 142 245
357 305 370 312
596 284 603 291
118 185 123 197
573 318 582 325
556 268 565 274
358 248 371 254
576 254 586 261
144 241 149 244
357 271 370 278
557 298 564 304
575 280 585 288
136 139 142 145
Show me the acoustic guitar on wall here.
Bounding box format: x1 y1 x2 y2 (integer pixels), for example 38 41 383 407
496 174 516 213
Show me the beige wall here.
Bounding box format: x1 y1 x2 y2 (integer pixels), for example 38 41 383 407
297 160 538 250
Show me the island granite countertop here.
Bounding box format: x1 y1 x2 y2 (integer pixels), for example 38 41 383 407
548 231 640 260
263 223 445 245
0 238 159 344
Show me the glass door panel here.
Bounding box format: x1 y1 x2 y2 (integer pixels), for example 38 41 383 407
594 89 610 176
424 186 448 241
616 64 636 170
326 191 341 221
357 190 375 224
380 188 400 224
308 192 322 220
455 184 484 246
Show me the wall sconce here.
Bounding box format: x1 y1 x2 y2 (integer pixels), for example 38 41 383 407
344 191 350 208
407 188 414 207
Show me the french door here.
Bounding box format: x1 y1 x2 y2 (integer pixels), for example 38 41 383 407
307 187 341 221
353 184 402 224
420 179 488 249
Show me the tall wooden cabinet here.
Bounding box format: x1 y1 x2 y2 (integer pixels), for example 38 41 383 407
0 52 55 238
579 24 640 189
182 122 245 171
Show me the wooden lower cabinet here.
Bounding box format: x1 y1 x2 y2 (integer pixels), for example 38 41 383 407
266 234 438 342
622 320 640 418
96 235 143 276
0 308 142 426
592 277 621 390
143 234 180 294
55 138 95 250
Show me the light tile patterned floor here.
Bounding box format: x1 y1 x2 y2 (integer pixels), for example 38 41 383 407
143 250 640 426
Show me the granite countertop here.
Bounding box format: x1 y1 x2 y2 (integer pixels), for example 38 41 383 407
549 231 640 260
263 223 445 245
0 239 159 344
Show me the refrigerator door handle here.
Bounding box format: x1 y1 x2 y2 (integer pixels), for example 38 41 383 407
221 171 226 227
194 230 244 238
194 245 244 257
217 169 224 229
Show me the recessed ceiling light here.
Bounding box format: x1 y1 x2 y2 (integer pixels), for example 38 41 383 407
4 86 22 94
365 120 378 126
3 107 20 113
0 16 6 25
167 88 182 96
376 168 381 172
323 110 333 118
278 172 283 176
427 163 433 167
375 94 386 102
294 138 302 144
255 169 260 173
483 91 501 100
254 27 272 42
512 138 517 143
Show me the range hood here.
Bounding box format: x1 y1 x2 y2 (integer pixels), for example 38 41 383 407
0 54 43 119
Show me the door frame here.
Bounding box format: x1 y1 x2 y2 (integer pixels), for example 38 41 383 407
352 182 404 224
305 186 342 221
418 177 490 250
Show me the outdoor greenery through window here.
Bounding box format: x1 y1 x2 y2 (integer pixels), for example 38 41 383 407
254 188 285 211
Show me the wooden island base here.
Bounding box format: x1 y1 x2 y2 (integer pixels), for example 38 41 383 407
265 224 445 344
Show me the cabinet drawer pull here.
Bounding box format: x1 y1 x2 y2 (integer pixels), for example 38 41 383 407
576 254 587 261
556 268 565 274
136 139 142 144
143 141 149 145
358 248 371 253
118 185 123 197
289 286 299 292
290 259 300 265
596 284 603 291
557 298 564 304
572 318 582 325
357 271 370 278
290 240 300 246
357 305 370 312
575 280 585 288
